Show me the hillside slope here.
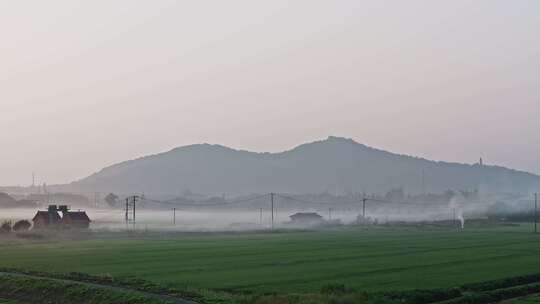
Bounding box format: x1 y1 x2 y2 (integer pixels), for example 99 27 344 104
67 137 540 195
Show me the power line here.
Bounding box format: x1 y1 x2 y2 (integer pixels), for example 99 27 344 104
276 193 448 208
275 194 355 206
140 194 270 207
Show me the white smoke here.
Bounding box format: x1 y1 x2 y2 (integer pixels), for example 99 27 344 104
449 193 466 229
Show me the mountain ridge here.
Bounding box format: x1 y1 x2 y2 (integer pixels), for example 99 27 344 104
66 136 540 195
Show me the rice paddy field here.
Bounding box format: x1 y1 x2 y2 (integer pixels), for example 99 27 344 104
0 223 539 295
0 300 22 304
511 297 540 304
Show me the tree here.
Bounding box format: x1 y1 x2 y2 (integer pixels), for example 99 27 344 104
13 220 31 232
444 189 456 200
105 193 119 207
0 221 12 233
385 188 405 202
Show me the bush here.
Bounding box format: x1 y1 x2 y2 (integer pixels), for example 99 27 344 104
0 221 12 233
440 282 540 304
462 274 540 292
12 220 31 232
384 288 462 304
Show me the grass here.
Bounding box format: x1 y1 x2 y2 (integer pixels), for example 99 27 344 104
0 300 24 304
0 274 180 304
510 296 540 304
0 224 539 295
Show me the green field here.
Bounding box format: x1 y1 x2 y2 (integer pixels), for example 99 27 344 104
0 224 539 295
511 297 540 304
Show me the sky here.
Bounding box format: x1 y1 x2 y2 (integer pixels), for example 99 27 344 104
1 0 539 186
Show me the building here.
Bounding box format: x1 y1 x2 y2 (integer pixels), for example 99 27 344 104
32 205 62 229
61 211 91 229
289 212 324 225
32 205 91 229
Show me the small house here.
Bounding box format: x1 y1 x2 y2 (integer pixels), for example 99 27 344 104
32 205 62 229
32 205 91 230
289 212 324 225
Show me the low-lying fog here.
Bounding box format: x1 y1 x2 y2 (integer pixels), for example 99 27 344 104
0 205 499 232
1 190 536 232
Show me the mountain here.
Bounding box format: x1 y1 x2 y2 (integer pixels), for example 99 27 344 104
0 192 18 207
0 192 36 208
65 136 540 196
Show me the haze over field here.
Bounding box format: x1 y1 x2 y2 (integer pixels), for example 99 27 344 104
1 1 540 186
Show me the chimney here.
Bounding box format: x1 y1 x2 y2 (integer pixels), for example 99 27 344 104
58 205 69 217
48 205 58 226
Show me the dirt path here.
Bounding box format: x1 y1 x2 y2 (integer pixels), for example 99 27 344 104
0 271 197 304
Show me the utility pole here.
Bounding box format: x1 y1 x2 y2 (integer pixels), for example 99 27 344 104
535 193 538 234
328 208 332 221
124 195 139 230
362 198 367 220
259 208 263 226
132 195 137 224
271 193 275 230
173 208 176 225
422 169 426 195
94 192 100 208
125 198 129 223
453 208 456 230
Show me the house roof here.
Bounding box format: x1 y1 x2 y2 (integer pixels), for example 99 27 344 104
290 212 323 220
32 211 61 222
63 211 91 222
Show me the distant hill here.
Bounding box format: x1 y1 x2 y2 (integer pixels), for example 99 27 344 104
0 192 36 208
0 193 17 207
65 136 540 195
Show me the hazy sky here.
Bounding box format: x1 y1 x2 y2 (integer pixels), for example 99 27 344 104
1 1 539 186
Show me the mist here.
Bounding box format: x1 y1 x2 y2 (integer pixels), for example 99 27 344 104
1 189 536 233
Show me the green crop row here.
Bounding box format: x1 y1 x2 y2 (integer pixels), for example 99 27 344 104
0 267 204 302
0 274 175 304
382 288 462 304
461 273 540 292
4 267 540 304
438 282 540 304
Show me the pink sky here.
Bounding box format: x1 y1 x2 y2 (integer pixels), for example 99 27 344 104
1 0 539 185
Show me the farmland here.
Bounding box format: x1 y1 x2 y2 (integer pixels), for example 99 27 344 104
0 223 539 296
511 297 540 304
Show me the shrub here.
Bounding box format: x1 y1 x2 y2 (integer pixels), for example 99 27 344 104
461 274 540 292
12 220 31 232
0 221 12 233
384 288 462 304
440 282 540 304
